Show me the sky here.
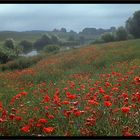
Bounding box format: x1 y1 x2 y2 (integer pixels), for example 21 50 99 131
0 4 140 32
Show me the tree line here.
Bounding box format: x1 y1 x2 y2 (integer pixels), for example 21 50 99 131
94 10 140 43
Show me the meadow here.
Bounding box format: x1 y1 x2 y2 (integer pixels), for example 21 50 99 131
0 39 140 136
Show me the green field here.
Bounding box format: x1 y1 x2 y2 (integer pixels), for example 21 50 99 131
0 39 140 136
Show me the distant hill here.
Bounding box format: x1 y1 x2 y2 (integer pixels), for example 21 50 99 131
0 27 116 43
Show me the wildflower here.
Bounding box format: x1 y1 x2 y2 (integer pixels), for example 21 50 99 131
89 87 96 92
48 115 54 119
121 107 130 113
73 101 79 106
0 102 3 108
0 118 4 123
67 94 76 100
21 125 30 133
104 101 112 107
74 111 82 117
36 123 42 127
134 76 140 83
88 100 99 106
121 93 128 98
63 87 68 91
105 82 112 87
9 113 15 120
20 91 28 96
43 95 50 103
15 116 22 121
104 95 111 100
123 131 133 136
62 101 70 105
98 87 105 94
43 127 54 133
38 118 48 124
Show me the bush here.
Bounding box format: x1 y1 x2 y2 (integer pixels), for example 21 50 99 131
0 55 43 71
101 32 115 43
115 26 128 41
43 45 60 53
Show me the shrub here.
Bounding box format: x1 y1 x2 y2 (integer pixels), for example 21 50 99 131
43 45 60 53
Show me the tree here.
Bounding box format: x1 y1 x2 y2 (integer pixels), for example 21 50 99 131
115 26 128 41
0 48 9 64
101 32 115 42
126 10 140 38
51 35 58 44
68 35 75 41
4 38 15 49
34 35 52 51
19 40 33 54
79 36 85 44
60 28 67 33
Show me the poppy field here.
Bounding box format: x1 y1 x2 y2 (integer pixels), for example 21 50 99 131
0 39 140 136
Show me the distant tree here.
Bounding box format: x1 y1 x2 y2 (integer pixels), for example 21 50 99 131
60 28 67 33
4 38 15 49
79 36 85 44
115 26 128 41
126 10 140 38
101 32 115 42
51 35 58 44
34 35 52 51
19 40 33 54
68 35 75 41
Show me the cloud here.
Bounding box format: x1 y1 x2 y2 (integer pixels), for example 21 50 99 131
0 4 140 32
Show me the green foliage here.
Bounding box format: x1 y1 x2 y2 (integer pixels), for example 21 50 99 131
51 35 59 44
0 46 16 64
34 34 52 51
101 32 115 42
4 38 15 49
0 55 43 71
115 26 128 41
19 40 33 54
126 10 140 38
43 45 60 53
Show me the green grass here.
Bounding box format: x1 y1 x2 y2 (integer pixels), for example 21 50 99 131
0 39 140 136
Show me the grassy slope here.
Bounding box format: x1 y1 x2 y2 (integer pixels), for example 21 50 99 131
0 39 140 136
0 38 140 95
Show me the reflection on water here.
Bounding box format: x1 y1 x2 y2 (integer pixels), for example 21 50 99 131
21 50 38 57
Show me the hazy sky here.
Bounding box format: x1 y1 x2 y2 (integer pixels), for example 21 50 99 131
0 4 140 32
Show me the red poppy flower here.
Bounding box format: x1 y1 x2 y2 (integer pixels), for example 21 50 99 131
62 101 70 105
88 100 99 106
44 106 49 111
15 116 22 121
123 131 133 136
43 95 50 103
36 123 42 127
104 101 112 107
134 76 140 83
43 127 54 133
21 125 30 133
20 91 28 96
74 111 82 117
9 113 15 120
104 95 111 100
99 87 105 94
48 115 54 119
38 118 48 124
0 102 3 108
67 94 76 100
121 107 130 113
